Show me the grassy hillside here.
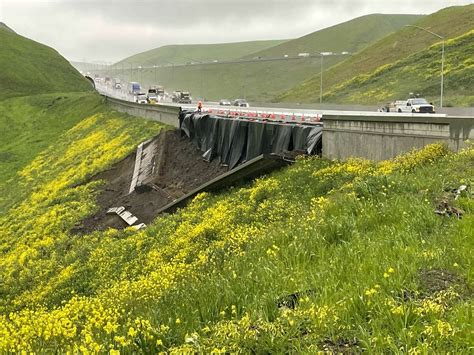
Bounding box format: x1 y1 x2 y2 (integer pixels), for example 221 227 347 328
244 14 422 59
103 55 343 102
322 30 474 106
0 92 472 352
114 40 288 67
0 25 92 100
105 14 423 103
0 94 101 191
0 22 15 33
279 4 474 104
0 93 164 214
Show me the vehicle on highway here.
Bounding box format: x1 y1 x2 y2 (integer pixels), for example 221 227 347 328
135 92 148 104
379 98 435 113
233 99 249 107
172 91 192 104
156 85 165 99
147 94 158 104
219 99 231 106
396 98 435 113
128 82 141 95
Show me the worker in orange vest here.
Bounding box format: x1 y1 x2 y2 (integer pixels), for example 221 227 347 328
197 100 202 113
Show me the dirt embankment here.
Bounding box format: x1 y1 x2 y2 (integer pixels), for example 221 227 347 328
75 130 227 233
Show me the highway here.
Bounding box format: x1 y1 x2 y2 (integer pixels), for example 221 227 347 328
95 82 449 124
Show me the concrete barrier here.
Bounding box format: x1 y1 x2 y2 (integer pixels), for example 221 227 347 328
104 95 181 128
323 114 474 161
103 94 473 162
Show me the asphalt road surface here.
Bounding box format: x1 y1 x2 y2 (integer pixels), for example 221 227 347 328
95 83 448 123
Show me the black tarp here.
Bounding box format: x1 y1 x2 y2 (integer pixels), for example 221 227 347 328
180 111 323 169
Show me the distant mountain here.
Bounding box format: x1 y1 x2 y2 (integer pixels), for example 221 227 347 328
0 24 92 100
113 40 288 67
243 14 423 59
278 5 474 105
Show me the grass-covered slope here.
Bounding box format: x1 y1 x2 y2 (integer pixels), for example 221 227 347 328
106 15 420 102
243 14 422 59
0 93 102 191
0 22 15 33
0 25 92 100
322 30 474 106
279 4 474 104
113 40 288 67
0 104 472 355
107 55 342 102
0 93 164 214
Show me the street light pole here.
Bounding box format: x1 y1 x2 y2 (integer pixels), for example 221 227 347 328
405 25 445 108
440 40 445 108
320 54 323 104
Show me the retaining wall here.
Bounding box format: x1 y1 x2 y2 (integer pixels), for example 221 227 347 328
103 95 473 162
322 114 474 161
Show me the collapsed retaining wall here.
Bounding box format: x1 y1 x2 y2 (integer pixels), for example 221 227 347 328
180 111 323 169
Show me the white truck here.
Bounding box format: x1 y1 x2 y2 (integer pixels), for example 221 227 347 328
395 98 435 113
379 98 435 113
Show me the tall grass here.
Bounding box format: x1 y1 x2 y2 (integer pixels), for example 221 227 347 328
0 124 472 352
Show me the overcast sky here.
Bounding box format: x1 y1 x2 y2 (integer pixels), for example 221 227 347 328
1 0 472 63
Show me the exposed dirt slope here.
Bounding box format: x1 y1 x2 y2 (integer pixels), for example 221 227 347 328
76 130 227 232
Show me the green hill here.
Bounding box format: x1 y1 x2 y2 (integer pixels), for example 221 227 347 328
105 14 423 102
243 14 423 59
322 30 474 106
113 40 288 67
0 24 93 100
0 22 15 33
279 4 474 104
102 55 343 102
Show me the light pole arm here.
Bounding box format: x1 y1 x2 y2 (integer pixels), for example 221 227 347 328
404 25 445 108
405 25 444 39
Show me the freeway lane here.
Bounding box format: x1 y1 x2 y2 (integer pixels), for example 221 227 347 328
95 83 448 124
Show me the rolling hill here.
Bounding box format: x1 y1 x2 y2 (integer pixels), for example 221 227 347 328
278 4 474 105
0 24 92 100
113 40 288 67
322 29 474 106
243 14 423 59
103 55 343 102
104 14 426 102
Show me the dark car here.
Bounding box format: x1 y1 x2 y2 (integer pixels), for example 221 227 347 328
233 99 249 107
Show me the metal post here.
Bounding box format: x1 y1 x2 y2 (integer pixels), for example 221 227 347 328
440 40 444 108
405 25 445 108
320 55 323 104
